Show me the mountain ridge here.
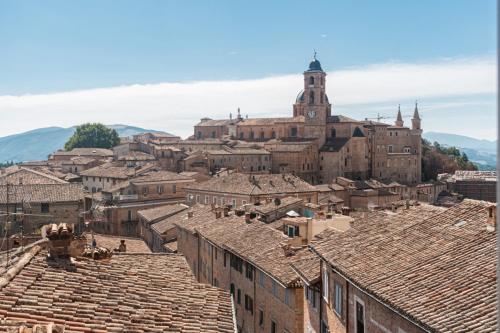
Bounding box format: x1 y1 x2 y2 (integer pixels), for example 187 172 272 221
0 125 170 163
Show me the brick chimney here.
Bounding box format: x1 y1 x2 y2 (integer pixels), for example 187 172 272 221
223 206 230 217
215 210 222 219
45 223 74 259
245 213 252 223
487 205 496 232
187 210 194 219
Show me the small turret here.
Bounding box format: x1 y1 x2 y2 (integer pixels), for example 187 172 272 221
395 104 404 127
412 101 421 130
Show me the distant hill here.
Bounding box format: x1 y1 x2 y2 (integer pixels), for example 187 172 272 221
423 132 497 170
0 125 169 163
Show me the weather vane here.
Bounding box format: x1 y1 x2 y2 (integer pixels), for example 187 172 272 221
313 49 317 60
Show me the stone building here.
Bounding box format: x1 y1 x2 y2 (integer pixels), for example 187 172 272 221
0 183 84 236
294 200 496 333
440 170 496 202
192 56 422 185
185 172 319 208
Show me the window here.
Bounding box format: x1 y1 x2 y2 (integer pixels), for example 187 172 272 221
388 145 393 153
231 199 236 207
259 310 264 326
196 195 200 203
356 300 365 333
309 91 315 104
271 320 277 333
205 196 209 204
245 262 254 281
127 210 132 221
172 184 177 193
211 131 216 138
230 283 235 297
41 203 49 213
157 185 164 194
258 270 265 287
291 127 297 137
213 278 218 287
334 283 343 315
213 196 217 204
271 131 276 139
309 76 315 85
230 254 243 273
404 147 411 153
143 187 148 195
323 268 329 302
239 132 244 139
284 289 291 306
330 128 336 138
244 295 254 314
271 280 278 298
237 289 241 304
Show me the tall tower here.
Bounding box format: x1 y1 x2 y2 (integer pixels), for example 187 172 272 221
411 101 422 183
395 104 404 127
412 101 421 130
293 53 331 146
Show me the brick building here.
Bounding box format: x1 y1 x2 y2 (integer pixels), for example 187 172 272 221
440 170 496 202
191 56 422 185
175 206 306 333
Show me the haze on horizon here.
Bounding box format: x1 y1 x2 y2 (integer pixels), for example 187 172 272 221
0 0 496 140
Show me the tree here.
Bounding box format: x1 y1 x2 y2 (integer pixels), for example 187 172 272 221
64 123 120 150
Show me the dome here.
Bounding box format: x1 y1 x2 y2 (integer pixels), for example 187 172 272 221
307 59 323 71
296 90 305 103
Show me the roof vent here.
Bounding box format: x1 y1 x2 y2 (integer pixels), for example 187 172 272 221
454 220 466 227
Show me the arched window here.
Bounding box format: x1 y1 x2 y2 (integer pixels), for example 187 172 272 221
309 91 315 104
331 128 336 138
320 92 324 104
309 76 315 85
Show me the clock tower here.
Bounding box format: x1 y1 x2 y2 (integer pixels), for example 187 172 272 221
293 53 331 145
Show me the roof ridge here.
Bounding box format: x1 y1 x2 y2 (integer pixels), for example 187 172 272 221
0 244 44 289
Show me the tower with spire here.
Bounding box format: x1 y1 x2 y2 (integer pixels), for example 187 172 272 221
412 101 421 130
395 104 404 127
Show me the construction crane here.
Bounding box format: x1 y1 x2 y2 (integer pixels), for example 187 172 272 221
364 113 414 122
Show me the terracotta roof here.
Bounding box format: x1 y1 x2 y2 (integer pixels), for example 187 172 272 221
290 248 321 285
186 173 317 196
138 204 189 223
312 200 496 332
251 197 303 215
117 151 156 161
176 209 302 287
320 138 349 152
81 164 155 179
61 156 96 165
264 143 311 153
52 148 113 157
0 167 68 185
237 116 304 126
0 184 84 203
131 170 195 184
83 233 151 253
0 247 235 332
195 119 235 127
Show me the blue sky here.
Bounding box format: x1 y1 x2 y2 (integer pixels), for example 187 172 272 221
0 0 497 139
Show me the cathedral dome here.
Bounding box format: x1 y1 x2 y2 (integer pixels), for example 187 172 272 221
307 59 323 71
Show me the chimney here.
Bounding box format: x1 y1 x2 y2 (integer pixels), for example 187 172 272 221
245 213 252 223
405 200 410 210
215 210 222 219
187 211 194 219
341 207 351 216
45 223 74 259
487 205 496 232
306 218 313 241
118 240 127 252
223 206 230 217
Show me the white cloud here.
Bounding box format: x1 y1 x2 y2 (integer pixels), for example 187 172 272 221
0 56 496 139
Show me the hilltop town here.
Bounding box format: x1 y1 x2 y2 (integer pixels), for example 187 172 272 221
0 57 496 332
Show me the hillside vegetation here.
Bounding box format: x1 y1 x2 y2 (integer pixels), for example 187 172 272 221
422 139 477 181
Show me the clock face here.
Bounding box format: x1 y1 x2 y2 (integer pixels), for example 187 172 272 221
307 110 316 119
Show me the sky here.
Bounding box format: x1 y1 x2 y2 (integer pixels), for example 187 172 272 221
0 0 497 140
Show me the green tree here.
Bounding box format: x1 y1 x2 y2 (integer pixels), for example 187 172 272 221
64 123 120 150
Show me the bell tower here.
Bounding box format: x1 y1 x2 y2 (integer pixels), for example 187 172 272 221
293 52 331 125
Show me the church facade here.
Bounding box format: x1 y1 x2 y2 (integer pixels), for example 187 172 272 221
194 56 422 185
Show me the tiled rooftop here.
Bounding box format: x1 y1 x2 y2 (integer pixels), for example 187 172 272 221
52 148 114 157
83 233 152 253
312 200 497 332
131 170 195 184
0 167 68 185
186 173 318 196
138 203 189 223
0 184 84 204
0 246 235 332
